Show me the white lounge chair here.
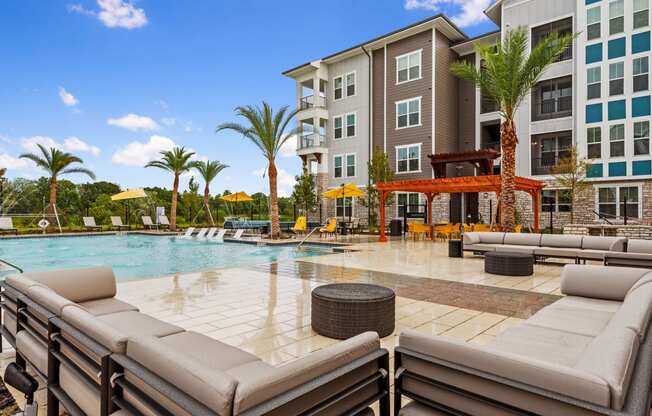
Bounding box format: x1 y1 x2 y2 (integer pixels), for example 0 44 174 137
83 217 101 231
158 215 170 229
203 227 217 239
212 229 227 242
232 229 244 240
178 227 195 239
0 217 17 235
194 228 208 239
110 216 129 231
142 216 156 230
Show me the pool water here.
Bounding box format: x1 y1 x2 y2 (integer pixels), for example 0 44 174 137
0 235 330 280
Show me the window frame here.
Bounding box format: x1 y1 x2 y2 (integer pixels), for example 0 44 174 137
333 155 343 178
345 71 356 98
609 0 625 35
333 112 357 139
587 126 602 159
336 197 353 218
634 0 649 29
609 123 626 157
634 120 650 155
609 61 625 96
542 189 572 213
587 66 601 100
587 6 601 40
333 76 343 101
396 192 424 217
334 153 356 179
633 56 649 92
396 49 422 84
395 97 422 129
596 185 642 219
395 143 421 174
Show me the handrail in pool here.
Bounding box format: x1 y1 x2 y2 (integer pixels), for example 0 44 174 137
0 259 22 274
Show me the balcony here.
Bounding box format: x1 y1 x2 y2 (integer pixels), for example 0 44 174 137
296 133 328 157
481 95 499 114
531 131 572 175
299 95 326 110
532 76 572 122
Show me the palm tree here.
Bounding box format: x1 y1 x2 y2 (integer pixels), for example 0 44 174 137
217 102 298 239
450 27 574 231
192 160 229 224
20 144 95 216
145 146 195 231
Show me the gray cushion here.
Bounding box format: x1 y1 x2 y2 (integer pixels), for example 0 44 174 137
577 249 609 260
5 275 44 295
503 233 541 246
16 331 47 376
553 296 621 314
98 311 183 339
464 243 497 252
79 298 139 316
495 245 535 254
581 236 626 252
27 285 75 315
526 302 614 337
561 264 649 301
61 305 129 352
627 239 652 254
463 232 480 245
606 280 652 338
19 267 116 303
477 232 505 244
60 364 101 416
4 314 16 336
540 234 582 249
533 247 579 258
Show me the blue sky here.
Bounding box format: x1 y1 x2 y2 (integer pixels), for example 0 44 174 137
0 0 497 196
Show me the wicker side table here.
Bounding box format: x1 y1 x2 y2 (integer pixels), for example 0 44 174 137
484 251 534 276
311 283 395 339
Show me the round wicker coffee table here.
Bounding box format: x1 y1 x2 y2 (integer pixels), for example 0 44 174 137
485 251 534 276
311 283 395 339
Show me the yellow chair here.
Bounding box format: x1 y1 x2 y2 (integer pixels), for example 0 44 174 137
473 223 492 232
319 218 337 238
515 224 523 233
292 216 307 234
407 222 430 240
463 223 473 233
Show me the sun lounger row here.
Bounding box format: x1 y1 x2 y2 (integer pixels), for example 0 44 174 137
178 227 236 241
1 267 390 416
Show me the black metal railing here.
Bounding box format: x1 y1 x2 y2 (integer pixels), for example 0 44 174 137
531 153 569 175
532 95 572 121
481 96 499 113
298 133 326 150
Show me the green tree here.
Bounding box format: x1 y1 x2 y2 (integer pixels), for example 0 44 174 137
145 146 196 230
88 194 121 225
217 102 298 239
550 146 591 224
192 160 228 224
182 177 203 224
360 147 395 230
291 170 317 216
19 145 95 221
450 27 575 231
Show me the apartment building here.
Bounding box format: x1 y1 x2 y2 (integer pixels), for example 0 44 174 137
284 0 652 228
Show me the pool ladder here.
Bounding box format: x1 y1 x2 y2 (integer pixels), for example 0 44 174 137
0 258 22 274
296 227 320 250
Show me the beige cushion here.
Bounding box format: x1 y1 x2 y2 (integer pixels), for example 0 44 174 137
581 236 626 252
577 249 609 260
61 305 129 352
233 331 380 414
575 328 639 410
399 329 611 407
16 331 48 376
126 335 238 416
606 280 652 338
495 245 535 254
489 324 594 367
561 265 649 301
4 314 16 336
503 233 541 246
20 267 116 303
79 298 139 316
98 311 183 339
464 243 497 252
533 247 579 258
399 402 448 415
5 275 44 294
463 232 480 245
27 285 75 315
540 234 582 249
477 232 505 244
60 364 101 416
553 296 622 314
627 239 652 254
526 302 614 337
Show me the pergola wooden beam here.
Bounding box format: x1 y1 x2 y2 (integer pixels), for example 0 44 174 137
376 175 545 242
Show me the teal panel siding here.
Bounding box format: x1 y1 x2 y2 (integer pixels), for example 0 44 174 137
608 38 626 59
586 0 600 4
632 31 651 54
586 103 603 123
633 96 651 117
588 163 603 178
586 43 603 64
609 162 627 177
633 160 652 175
608 100 626 120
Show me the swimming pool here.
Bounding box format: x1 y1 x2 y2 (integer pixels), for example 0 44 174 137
0 234 330 280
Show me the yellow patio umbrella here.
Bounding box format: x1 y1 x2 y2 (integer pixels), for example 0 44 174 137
221 191 253 216
111 188 147 226
322 183 366 227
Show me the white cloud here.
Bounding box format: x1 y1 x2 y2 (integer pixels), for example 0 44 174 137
68 0 147 29
279 134 297 157
111 135 176 166
20 135 101 156
154 99 169 111
20 136 60 153
404 0 492 27
0 154 30 170
63 137 101 156
58 87 79 106
107 113 159 131
252 167 297 197
161 117 176 127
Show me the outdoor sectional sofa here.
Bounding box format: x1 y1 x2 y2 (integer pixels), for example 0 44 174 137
463 231 631 263
395 264 652 415
0 267 390 416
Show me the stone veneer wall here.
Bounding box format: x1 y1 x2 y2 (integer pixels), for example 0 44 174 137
563 224 652 239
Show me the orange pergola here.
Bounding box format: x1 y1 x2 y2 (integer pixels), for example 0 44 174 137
376 175 545 242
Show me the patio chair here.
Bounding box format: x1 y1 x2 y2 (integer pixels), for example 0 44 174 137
194 228 208 239
110 216 130 231
291 216 307 235
472 223 492 232
346 217 360 235
204 227 217 239
408 222 430 240
0 217 18 235
319 217 337 239
515 224 523 233
158 215 170 229
178 227 195 239
141 216 156 230
82 216 101 231
212 228 227 242
232 229 244 240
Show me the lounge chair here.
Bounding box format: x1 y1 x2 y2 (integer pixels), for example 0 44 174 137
178 227 195 239
319 218 337 238
110 216 130 231
82 216 101 231
158 215 170 229
291 216 307 235
1 267 391 416
232 229 244 240
204 227 217 239
141 215 156 230
0 217 17 235
212 228 227 242
194 228 208 239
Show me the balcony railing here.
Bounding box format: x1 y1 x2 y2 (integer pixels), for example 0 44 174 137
481 141 501 152
298 133 327 150
531 153 569 175
481 95 499 113
299 95 326 110
532 95 572 121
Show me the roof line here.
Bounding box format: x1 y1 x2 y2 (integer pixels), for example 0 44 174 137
451 29 500 47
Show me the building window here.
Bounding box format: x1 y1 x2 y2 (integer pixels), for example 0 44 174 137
532 76 572 121
587 126 602 158
396 50 422 83
598 186 639 219
609 62 624 96
587 67 601 99
336 197 353 218
634 56 649 92
531 17 573 62
396 97 421 128
542 189 571 212
634 0 649 29
333 76 343 100
334 154 355 178
610 0 625 35
346 154 356 177
333 72 355 100
634 120 650 155
346 72 355 97
396 144 421 173
333 117 342 139
531 131 572 175
610 124 625 157
333 113 356 139
346 113 356 137
397 193 423 217
587 7 601 40
334 156 343 178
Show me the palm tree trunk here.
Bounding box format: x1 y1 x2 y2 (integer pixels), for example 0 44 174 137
268 161 280 239
500 119 517 232
171 174 179 231
48 177 58 231
204 184 214 225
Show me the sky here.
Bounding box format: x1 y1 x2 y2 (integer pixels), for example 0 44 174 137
0 0 497 197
